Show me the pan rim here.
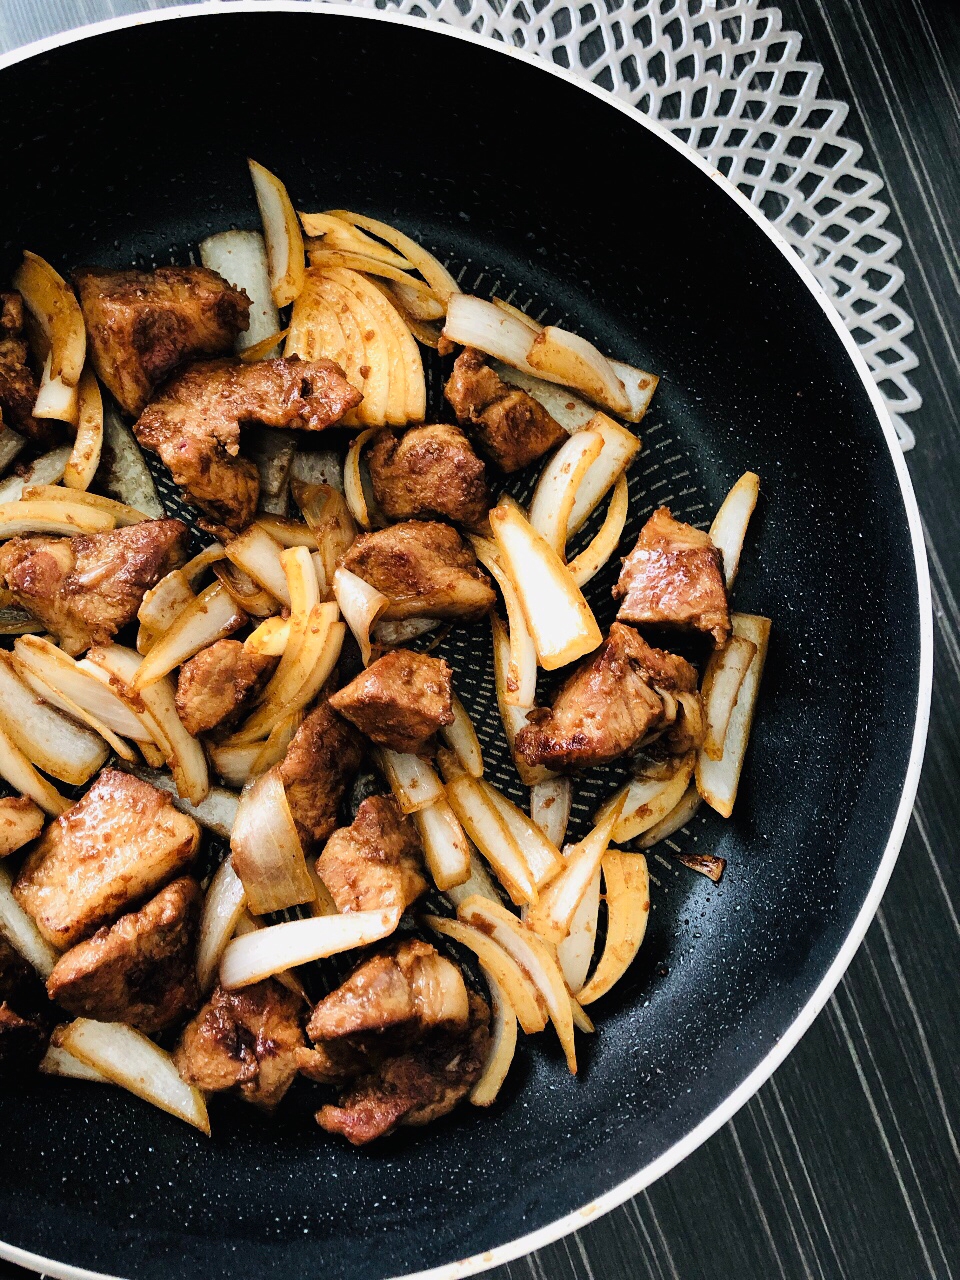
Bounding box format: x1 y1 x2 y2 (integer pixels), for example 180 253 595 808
0 4 933 1280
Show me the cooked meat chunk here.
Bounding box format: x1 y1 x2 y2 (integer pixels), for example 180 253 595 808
316 795 427 917
174 979 305 1110
0 518 187 656
329 650 453 753
14 769 200 949
134 357 363 532
175 639 275 737
445 348 566 472
515 622 698 772
275 701 364 851
45 877 201 1034
367 423 490 529
340 521 495 622
614 506 730 646
72 266 250 417
0 291 46 441
0 934 51 1079
0 795 45 857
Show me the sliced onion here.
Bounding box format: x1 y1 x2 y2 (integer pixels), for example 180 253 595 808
567 472 629 588
248 159 305 308
22 482 150 528
425 915 545 1034
40 1041 109 1084
220 909 397 989
14 660 135 762
470 536 537 707
526 326 630 416
597 752 696 843
60 1019 210 1134
244 615 290 658
137 570 195 635
443 294 541 372
199 229 281 353
207 741 263 789
493 363 596 433
249 710 304 779
0 721 69 815
0 498 114 539
379 748 444 815
117 764 238 840
0 796 44 858
15 635 149 742
286 272 366 421
637 783 704 849
525 796 624 945
13 251 85 424
133 582 245 689
322 210 460 302
389 277 445 322
491 296 542 332
0 863 59 976
180 542 226 587
490 614 551 788
414 798 471 892
609 359 660 423
696 613 771 818
230 767 316 915
701 635 759 760
527 429 604 556
478 781 562 888
556 867 600 994
196 859 247 994
566 413 641 537
439 695 483 779
343 428 379 529
709 471 760 588
299 212 414 269
445 850 503 910
530 777 572 849
469 973 518 1106
255 516 317 549
213 560 278 619
224 523 289 605
292 481 356 598
333 566 389 666
308 248 439 305
458 895 577 1074
445 775 536 907
62 368 103 490
101 406 164 517
489 501 601 672
0 446 72 504
0 653 108 786
578 851 650 1005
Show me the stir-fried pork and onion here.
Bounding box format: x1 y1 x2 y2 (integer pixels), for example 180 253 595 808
0 161 768 1143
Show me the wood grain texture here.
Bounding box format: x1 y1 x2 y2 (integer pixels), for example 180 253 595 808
0 2 958 1278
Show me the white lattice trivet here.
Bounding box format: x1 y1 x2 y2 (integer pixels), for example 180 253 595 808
336 0 920 449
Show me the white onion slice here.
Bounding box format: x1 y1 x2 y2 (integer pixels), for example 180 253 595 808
196 859 247 994
608 360 660 423
565 414 640 537
525 796 623 945
334 566 389 666
470 536 537 708
15 636 149 742
245 616 290 659
0 863 59 977
443 295 542 372
60 1019 210 1134
445 776 536 907
414 798 471 892
526 326 630 416
379 748 444 814
224 524 289 605
492 364 596 433
701 635 758 760
208 742 263 790
0 446 72 504
556 867 600 994
0 721 69 815
478 781 562 888
0 427 25 476
322 210 460 302
22 483 150 528
0 653 108 785
0 498 114 539
63 368 103 491
200 229 281 353
230 768 315 915
709 471 760 588
445 850 503 911
567 472 630 588
343 428 379 529
578 851 650 1005
470 973 518 1106
637 783 704 849
530 777 572 849
101 406 164 517
596 752 696 843
527 429 604 556
40 1042 109 1084
137 570 195 635
425 914 545 1034
490 615 552 788
134 582 244 689
248 160 305 308
439 695 483 779
219 909 396 989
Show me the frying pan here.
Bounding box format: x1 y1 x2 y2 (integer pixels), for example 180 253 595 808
0 5 931 1279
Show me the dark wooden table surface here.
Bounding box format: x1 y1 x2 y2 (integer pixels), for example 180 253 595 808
1 1 958 1277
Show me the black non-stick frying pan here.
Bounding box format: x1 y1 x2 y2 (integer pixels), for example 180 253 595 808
0 5 931 1278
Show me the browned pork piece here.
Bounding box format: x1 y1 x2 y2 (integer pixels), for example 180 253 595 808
134 356 363 533
175 639 275 737
515 622 698 772
300 940 489 1145
340 521 495 622
614 506 730 646
445 347 566 472
13 769 200 949
0 517 187 656
316 795 428 917
329 650 454 754
0 291 45 441
367 423 490 529
45 877 201 1034
72 265 251 417
0 933 52 1079
174 979 305 1110
276 701 364 851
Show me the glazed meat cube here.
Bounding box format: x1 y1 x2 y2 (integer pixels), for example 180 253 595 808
276 701 364 851
175 639 275 737
445 347 566 472
45 877 201 1034
0 291 46 442
134 356 363 533
0 933 51 1079
515 622 698 772
316 795 428 917
340 521 495 622
0 795 45 857
174 979 305 1110
367 423 490 529
0 518 187 656
13 769 200 949
72 265 250 417
329 650 453 754
614 506 730 646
